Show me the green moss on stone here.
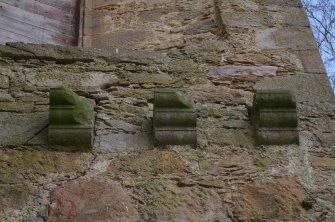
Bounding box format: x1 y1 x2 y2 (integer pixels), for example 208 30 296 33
168 58 199 75
210 128 254 147
199 159 213 171
142 178 181 213
112 88 151 100
119 150 188 176
0 149 56 175
0 149 93 179
254 157 271 172
156 151 187 174
0 102 34 112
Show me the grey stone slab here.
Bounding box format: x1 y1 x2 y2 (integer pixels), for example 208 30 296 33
26 71 119 88
312 117 335 147
209 128 254 147
0 44 34 59
221 12 266 28
0 90 14 102
184 19 217 34
295 50 326 74
90 30 152 49
208 65 278 76
215 0 260 12
269 8 309 27
222 120 251 129
3 42 170 65
255 27 317 50
0 112 48 146
126 73 172 85
99 132 151 152
254 73 335 103
96 113 139 133
255 0 302 7
27 127 48 145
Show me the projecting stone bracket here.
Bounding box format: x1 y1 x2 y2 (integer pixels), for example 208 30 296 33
48 87 94 150
153 89 197 147
252 90 299 145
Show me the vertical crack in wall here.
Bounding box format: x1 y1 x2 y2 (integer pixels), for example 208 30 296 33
213 0 228 38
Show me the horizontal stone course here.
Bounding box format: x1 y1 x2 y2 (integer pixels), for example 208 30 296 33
208 65 278 76
1 42 170 65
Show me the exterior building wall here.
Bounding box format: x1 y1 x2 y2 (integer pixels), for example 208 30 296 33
0 0 334 221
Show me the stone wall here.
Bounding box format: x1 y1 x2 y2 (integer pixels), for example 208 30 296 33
0 0 334 221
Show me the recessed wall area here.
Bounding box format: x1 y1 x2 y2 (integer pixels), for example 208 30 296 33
83 0 218 50
0 0 219 49
0 0 82 46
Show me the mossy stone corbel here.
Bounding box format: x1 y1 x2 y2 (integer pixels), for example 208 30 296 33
252 90 299 145
48 87 94 150
153 89 197 147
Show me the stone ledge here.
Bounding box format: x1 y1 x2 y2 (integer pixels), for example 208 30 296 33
1 43 170 65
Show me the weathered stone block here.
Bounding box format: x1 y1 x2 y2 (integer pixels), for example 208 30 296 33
256 0 303 7
255 27 317 50
0 75 9 89
254 73 335 103
208 65 278 76
48 87 94 149
48 178 140 221
99 132 151 152
255 128 299 145
153 89 197 147
0 112 48 146
252 90 299 145
296 50 326 73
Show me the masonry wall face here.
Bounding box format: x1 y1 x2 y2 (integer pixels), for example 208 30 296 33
0 0 335 221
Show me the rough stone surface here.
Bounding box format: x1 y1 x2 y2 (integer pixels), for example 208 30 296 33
0 112 48 146
254 73 335 103
99 132 151 152
296 50 327 74
0 149 94 184
4 42 170 65
232 177 307 221
208 65 278 76
0 184 36 212
48 178 140 222
26 71 119 89
85 0 218 50
256 27 317 50
309 156 335 169
0 75 9 89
